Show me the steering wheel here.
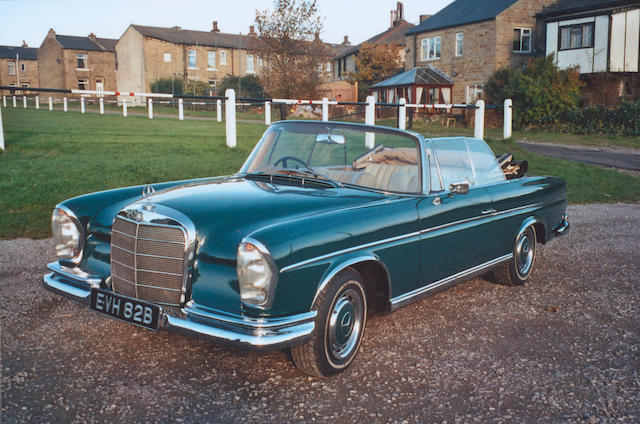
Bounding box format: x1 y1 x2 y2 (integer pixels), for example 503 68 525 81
274 156 314 173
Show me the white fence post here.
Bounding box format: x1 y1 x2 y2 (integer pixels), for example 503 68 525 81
398 98 406 130
0 103 5 151
474 99 485 140
12 96 16 108
365 95 376 148
99 97 104 115
503 99 512 139
48 97 53 111
216 99 222 122
63 97 68 112
265 101 271 125
225 89 236 148
2 96 6 107
36 96 39 110
178 99 184 120
80 97 85 114
122 98 127 117
322 97 329 122
23 96 27 108
148 98 153 119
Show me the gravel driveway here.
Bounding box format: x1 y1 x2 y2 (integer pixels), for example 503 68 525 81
2 203 639 423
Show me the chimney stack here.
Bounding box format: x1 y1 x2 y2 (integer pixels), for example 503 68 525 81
22 40 28 48
88 33 96 41
391 2 404 27
211 21 220 33
172 25 181 30
342 35 350 45
419 14 431 23
249 25 256 36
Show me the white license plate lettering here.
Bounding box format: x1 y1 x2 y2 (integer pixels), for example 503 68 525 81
123 301 133 319
90 289 160 330
133 304 143 322
143 306 153 324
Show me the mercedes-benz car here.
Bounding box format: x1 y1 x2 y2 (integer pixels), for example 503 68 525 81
43 121 569 377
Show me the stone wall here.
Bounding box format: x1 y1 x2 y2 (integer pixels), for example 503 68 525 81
0 58 38 96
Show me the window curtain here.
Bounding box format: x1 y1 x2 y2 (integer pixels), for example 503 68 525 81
415 87 424 104
373 91 379 102
388 89 395 103
441 87 451 104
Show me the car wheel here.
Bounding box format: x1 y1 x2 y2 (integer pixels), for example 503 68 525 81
493 224 537 286
291 268 367 377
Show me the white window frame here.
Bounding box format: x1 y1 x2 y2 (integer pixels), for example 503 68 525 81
513 28 532 53
21 82 29 88
219 50 227 65
187 50 197 69
455 32 463 57
420 36 441 61
559 23 595 50
257 57 263 67
466 84 484 104
20 62 26 71
77 54 88 70
326 62 331 72
208 79 217 88
8 62 16 76
246 55 255 74
163 53 171 62
77 79 90 90
207 51 217 70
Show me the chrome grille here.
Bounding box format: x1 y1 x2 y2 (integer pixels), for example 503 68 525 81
110 215 187 306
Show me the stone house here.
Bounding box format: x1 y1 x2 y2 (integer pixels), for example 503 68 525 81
537 0 640 106
0 43 38 95
115 22 262 103
405 0 555 103
38 29 117 94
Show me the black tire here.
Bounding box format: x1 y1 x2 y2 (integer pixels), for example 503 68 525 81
493 224 537 286
291 268 367 377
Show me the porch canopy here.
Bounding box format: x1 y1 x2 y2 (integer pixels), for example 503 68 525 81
371 66 454 105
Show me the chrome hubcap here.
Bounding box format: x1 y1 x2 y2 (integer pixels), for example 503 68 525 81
328 286 364 361
515 227 535 277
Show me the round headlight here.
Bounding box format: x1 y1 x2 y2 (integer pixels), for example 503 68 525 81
237 240 277 307
52 207 84 264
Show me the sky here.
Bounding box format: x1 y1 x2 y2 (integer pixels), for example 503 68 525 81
0 0 454 47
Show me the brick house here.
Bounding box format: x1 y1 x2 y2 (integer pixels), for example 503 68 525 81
537 0 640 106
0 43 38 95
405 0 555 103
115 22 262 103
38 29 117 94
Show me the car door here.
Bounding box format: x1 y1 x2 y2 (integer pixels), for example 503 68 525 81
415 138 498 287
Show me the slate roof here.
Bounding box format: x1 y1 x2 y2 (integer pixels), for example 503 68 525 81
405 0 520 35
371 66 454 88
0 45 38 60
335 20 415 59
537 0 640 17
131 24 259 49
95 37 117 52
55 34 115 51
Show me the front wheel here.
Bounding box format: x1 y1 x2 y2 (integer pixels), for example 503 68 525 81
291 268 367 377
493 225 537 286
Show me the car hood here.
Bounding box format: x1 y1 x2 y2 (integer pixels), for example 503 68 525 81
99 176 385 259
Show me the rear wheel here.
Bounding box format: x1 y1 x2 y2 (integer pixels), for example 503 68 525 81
291 268 367 377
493 225 537 286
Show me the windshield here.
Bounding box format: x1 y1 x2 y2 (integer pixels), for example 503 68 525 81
241 122 422 193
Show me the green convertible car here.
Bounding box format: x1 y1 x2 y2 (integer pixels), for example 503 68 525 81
44 121 569 377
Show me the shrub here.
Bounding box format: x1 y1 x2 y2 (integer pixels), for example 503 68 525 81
218 75 266 98
150 78 184 95
569 102 640 136
485 55 583 129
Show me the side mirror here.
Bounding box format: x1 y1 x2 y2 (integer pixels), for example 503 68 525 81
449 181 470 195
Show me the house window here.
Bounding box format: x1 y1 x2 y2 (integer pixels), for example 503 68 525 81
20 63 26 71
208 80 217 88
21 83 29 88
428 88 439 104
455 33 463 57
163 53 171 62
513 28 532 52
188 50 197 68
246 54 255 73
467 84 484 103
421 36 441 61
257 57 263 67
77 54 88 69
78 79 90 90
559 23 594 50
8 62 15 75
207 51 216 69
220 50 227 65
326 62 331 72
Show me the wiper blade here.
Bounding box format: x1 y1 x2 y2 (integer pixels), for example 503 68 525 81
282 169 343 188
243 170 342 188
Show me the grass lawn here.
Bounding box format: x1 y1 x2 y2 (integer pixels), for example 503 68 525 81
1 107 639 239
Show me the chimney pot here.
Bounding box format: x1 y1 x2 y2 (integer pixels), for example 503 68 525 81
249 25 256 36
22 40 28 48
211 21 220 32
342 35 350 45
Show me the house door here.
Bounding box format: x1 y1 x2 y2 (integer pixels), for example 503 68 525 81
96 78 104 97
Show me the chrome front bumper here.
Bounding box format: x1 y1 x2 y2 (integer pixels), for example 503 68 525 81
553 213 570 237
43 262 316 350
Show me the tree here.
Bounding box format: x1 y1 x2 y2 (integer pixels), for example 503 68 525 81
219 75 265 98
254 0 330 99
485 54 584 128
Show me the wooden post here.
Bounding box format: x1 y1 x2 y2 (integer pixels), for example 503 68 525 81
48 97 53 111
36 96 40 110
122 98 127 117
265 101 271 125
398 98 406 130
365 96 376 148
23 96 27 108
225 89 236 148
80 97 85 114
503 99 512 139
322 97 329 122
63 97 68 112
178 98 184 120
216 99 222 122
148 98 153 119
0 102 5 151
474 100 485 139
99 97 104 115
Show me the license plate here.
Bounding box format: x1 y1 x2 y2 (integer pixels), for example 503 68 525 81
90 288 161 330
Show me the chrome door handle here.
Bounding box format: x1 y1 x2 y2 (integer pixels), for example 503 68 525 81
481 209 497 215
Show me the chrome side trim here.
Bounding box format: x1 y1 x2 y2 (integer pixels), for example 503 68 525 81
184 301 317 329
390 254 513 310
279 231 421 274
310 255 390 307
280 202 543 274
